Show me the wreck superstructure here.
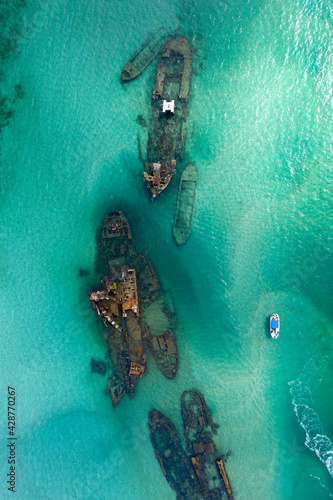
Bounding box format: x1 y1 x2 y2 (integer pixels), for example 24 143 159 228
90 211 178 406
181 391 234 500
144 36 192 197
90 266 145 393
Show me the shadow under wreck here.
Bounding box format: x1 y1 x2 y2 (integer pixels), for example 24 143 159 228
90 211 178 406
144 36 192 197
149 390 234 499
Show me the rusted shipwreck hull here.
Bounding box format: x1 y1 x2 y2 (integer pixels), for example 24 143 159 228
173 162 198 246
144 36 192 197
121 29 169 82
90 211 178 406
181 391 234 500
149 391 234 500
149 410 202 500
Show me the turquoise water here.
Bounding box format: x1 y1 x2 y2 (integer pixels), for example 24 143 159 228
1 0 333 498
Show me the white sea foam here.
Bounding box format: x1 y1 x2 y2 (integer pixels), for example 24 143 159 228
289 356 333 476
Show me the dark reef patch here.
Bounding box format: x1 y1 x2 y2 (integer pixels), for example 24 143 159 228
0 0 26 160
136 114 147 128
14 83 24 100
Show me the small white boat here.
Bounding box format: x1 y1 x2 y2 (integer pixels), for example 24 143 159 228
270 314 280 339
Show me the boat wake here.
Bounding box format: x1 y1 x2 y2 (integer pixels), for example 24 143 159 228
288 356 333 477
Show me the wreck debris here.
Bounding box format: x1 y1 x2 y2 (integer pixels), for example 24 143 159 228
90 358 106 375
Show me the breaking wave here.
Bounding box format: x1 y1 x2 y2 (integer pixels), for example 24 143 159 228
289 356 333 477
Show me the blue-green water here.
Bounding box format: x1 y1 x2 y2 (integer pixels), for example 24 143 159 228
1 0 333 498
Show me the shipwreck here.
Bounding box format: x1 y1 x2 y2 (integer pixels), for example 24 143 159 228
144 36 192 197
90 211 178 406
149 390 234 499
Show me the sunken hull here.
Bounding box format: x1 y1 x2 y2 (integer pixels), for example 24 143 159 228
121 29 170 82
144 36 192 197
173 163 198 246
149 410 202 500
91 211 178 405
181 391 234 500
